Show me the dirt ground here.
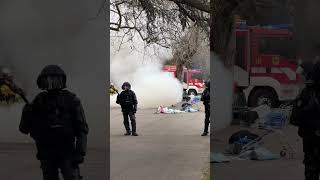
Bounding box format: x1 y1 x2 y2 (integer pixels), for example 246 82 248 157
0 142 107 179
110 107 210 180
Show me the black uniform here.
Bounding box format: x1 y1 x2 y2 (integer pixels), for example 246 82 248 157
116 82 138 135
291 62 320 180
201 82 210 135
19 65 88 180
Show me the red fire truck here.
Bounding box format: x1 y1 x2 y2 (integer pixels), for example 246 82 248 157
162 65 205 95
234 21 303 107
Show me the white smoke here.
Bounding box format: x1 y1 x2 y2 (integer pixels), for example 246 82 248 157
0 0 108 147
212 53 233 129
110 48 183 108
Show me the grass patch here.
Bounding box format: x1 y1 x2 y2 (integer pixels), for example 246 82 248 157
202 175 210 180
201 166 210 180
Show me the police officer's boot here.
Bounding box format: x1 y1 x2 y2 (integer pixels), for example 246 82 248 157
124 124 131 136
131 121 138 136
201 122 209 136
201 132 208 136
124 120 131 136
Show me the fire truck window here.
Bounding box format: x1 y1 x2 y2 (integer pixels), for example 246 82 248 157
259 37 296 59
191 73 203 80
236 36 246 69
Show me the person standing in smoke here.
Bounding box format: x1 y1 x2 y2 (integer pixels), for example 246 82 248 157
201 80 210 136
291 60 320 180
19 65 89 180
116 82 138 136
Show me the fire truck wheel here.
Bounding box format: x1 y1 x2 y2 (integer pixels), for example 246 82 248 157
188 89 197 96
248 88 279 108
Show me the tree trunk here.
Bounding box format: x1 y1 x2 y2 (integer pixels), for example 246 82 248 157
176 63 184 82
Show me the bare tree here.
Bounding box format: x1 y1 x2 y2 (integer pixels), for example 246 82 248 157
191 36 210 79
108 0 210 49
170 26 202 81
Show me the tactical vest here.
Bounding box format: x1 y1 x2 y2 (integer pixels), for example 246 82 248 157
31 91 75 142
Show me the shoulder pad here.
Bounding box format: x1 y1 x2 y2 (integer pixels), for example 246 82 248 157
34 91 47 100
32 91 48 105
60 90 76 98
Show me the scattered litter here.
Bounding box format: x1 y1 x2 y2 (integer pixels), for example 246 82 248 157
260 111 285 129
156 106 185 114
191 96 201 104
184 107 199 113
220 131 260 160
181 103 192 110
228 130 259 149
155 106 199 114
238 147 280 161
252 104 271 119
156 95 201 114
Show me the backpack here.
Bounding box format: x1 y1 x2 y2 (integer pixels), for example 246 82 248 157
290 87 320 128
31 91 75 142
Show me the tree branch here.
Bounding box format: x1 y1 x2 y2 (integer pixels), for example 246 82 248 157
170 0 210 13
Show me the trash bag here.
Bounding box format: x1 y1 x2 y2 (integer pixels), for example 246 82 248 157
252 104 271 119
181 103 192 110
263 111 285 129
191 96 201 104
228 130 259 145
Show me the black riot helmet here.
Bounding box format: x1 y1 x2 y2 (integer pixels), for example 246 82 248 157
37 65 67 91
121 82 131 90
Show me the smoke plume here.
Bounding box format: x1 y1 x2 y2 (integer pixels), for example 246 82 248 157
211 53 233 129
0 0 107 147
110 48 183 108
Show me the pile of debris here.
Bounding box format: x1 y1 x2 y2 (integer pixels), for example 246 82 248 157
155 95 201 114
211 130 282 163
212 103 297 163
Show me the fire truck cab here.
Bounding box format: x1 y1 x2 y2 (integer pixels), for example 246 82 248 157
234 21 302 107
162 65 205 95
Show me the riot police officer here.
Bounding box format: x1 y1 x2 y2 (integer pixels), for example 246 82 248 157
116 82 138 136
291 60 320 180
19 65 89 180
201 80 210 136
